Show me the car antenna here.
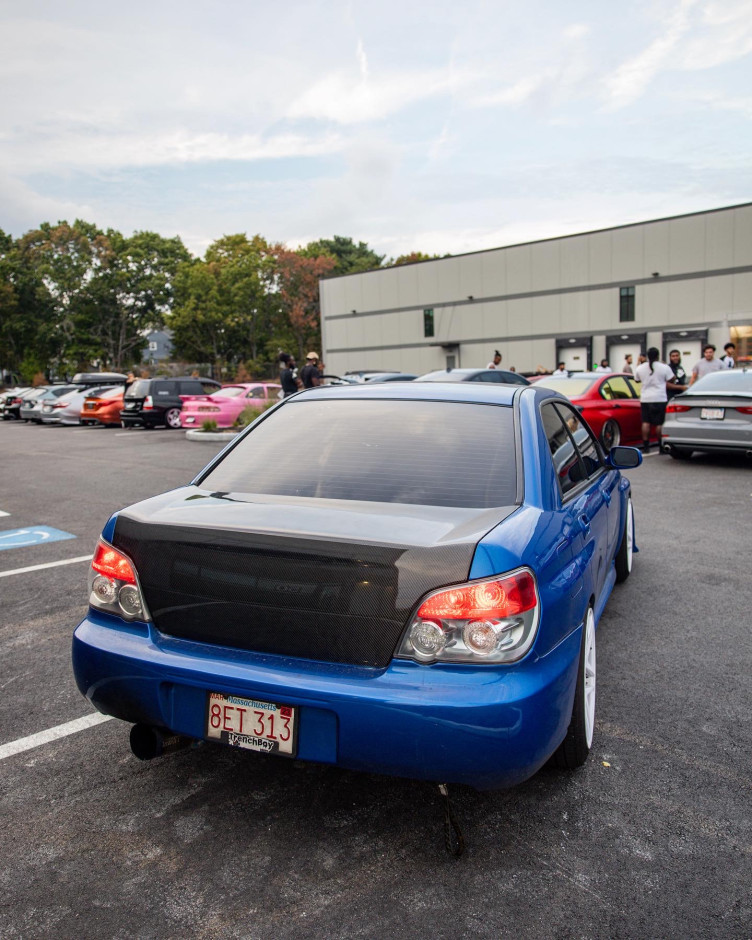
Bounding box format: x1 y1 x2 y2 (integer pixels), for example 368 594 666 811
438 783 465 857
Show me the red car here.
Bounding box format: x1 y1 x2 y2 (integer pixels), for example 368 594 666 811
533 372 646 450
80 387 124 427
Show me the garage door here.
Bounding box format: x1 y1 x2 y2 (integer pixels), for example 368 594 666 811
561 346 589 372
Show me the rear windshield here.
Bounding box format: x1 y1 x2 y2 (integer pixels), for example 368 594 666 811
213 386 246 398
687 370 752 394
201 399 517 508
533 377 597 396
125 380 151 398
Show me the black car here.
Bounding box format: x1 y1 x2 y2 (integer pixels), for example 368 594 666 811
120 377 221 429
416 368 530 386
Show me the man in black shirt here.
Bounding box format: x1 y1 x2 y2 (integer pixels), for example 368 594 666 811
279 354 299 397
667 349 688 398
300 352 321 389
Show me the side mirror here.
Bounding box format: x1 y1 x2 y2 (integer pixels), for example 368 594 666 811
607 446 642 469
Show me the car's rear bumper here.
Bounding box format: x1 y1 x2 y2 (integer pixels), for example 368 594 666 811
72 611 581 790
663 419 752 452
120 411 161 427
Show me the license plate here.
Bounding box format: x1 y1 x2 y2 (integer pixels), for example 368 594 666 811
701 408 724 420
206 692 296 756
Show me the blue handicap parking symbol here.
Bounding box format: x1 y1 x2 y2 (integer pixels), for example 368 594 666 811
0 526 77 551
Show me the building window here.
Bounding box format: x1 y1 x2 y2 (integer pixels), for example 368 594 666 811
619 287 635 322
424 308 434 337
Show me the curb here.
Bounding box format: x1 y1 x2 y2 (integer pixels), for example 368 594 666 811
185 430 240 442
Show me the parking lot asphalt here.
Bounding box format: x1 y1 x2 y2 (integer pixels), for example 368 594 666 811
0 420 750 939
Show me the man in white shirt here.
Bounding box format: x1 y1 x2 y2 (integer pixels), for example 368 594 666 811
595 359 611 373
690 345 724 386
720 342 736 369
634 348 684 453
486 350 502 369
549 362 569 378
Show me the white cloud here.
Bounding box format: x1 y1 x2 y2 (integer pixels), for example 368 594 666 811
0 129 345 173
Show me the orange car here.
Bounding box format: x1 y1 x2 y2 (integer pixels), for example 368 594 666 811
80 387 124 427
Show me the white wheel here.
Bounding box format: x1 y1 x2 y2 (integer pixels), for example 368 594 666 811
554 606 596 769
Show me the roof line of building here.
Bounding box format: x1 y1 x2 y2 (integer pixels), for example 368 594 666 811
321 201 752 282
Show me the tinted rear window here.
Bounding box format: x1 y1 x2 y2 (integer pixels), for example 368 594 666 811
687 370 752 394
125 380 151 398
201 399 517 508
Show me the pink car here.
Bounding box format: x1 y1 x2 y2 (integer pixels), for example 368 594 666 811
180 383 281 429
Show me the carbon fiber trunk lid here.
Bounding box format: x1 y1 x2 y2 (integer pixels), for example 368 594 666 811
112 487 514 668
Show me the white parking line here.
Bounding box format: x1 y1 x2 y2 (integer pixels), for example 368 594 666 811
0 510 10 517
0 555 91 578
0 712 114 761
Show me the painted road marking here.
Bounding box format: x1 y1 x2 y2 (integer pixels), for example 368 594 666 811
0 526 76 551
0 510 10 517
0 713 114 761
0 555 91 578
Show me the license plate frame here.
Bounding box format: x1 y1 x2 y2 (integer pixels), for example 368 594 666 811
700 407 725 420
205 691 297 757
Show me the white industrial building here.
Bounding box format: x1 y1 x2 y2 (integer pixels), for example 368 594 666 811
319 203 752 376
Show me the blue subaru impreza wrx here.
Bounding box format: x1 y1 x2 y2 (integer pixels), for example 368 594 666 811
72 382 640 789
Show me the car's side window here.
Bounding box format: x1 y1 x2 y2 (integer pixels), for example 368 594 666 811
541 403 582 497
246 386 265 398
200 381 219 394
153 382 173 396
553 403 603 481
601 376 632 400
180 381 203 395
626 377 641 397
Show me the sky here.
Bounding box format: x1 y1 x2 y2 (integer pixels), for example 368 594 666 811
1 0 752 259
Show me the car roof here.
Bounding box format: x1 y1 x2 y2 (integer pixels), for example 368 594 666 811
293 380 522 406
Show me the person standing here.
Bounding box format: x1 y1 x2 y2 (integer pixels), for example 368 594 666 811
622 354 634 375
666 349 689 399
595 359 611 373
300 352 322 388
279 354 299 397
486 350 502 369
550 362 569 379
634 348 683 453
720 342 736 368
690 345 723 386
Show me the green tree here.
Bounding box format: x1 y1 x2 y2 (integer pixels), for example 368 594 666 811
389 251 446 265
301 235 384 276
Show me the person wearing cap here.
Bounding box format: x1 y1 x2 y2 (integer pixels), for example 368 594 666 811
486 350 502 369
300 352 322 388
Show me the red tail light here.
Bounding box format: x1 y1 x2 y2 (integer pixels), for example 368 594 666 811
666 404 691 413
143 395 154 410
91 541 136 584
735 406 752 414
53 400 70 409
417 570 537 620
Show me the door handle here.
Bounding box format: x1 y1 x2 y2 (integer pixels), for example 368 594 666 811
578 513 590 534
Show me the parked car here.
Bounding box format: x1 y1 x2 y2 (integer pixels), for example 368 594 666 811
180 383 282 428
344 370 397 382
416 368 531 386
532 372 646 450
39 385 118 426
1 387 32 420
21 387 80 423
363 372 418 383
73 382 641 790
120 377 220 429
80 387 125 427
663 368 752 459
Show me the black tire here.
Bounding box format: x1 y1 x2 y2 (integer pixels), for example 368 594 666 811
668 446 692 460
615 498 633 583
553 607 595 770
164 407 182 429
600 419 621 452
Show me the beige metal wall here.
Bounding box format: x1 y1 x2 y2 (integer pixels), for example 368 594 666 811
320 204 752 375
